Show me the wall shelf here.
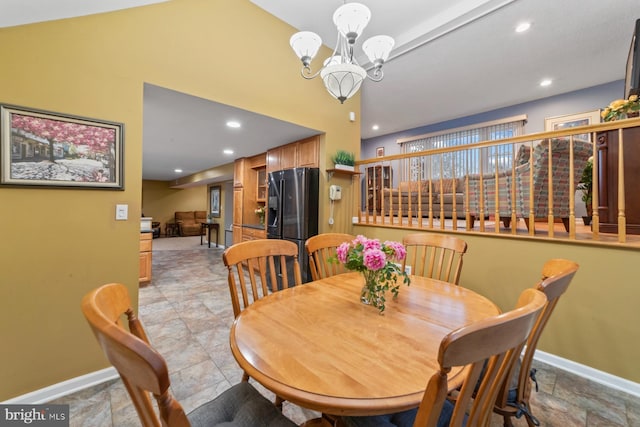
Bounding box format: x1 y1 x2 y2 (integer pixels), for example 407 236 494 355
326 168 361 180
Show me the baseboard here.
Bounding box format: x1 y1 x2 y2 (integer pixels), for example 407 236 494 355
4 352 639 404
535 350 640 398
2 367 119 404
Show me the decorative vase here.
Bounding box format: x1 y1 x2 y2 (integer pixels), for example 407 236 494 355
259 215 264 225
360 272 383 308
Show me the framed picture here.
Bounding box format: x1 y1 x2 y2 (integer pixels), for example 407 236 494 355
0 104 123 189
376 146 385 157
544 110 600 141
210 185 221 218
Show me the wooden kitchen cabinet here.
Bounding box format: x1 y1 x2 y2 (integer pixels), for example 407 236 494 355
139 232 152 284
234 158 246 188
297 135 319 168
242 226 266 241
266 136 319 173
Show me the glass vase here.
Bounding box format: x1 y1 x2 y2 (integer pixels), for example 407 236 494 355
360 272 383 308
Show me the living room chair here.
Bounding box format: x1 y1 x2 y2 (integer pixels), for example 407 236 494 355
81 283 297 427
340 287 546 427
305 233 355 280
402 233 468 285
516 138 592 232
493 258 579 427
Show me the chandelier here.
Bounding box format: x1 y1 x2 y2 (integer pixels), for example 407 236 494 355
289 2 394 104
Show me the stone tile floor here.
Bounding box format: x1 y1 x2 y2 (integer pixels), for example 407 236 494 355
51 240 640 426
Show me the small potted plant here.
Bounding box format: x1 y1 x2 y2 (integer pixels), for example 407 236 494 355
332 150 356 171
578 156 593 226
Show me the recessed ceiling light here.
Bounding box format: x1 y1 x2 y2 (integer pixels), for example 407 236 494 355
372 124 379 131
515 22 531 33
226 121 241 128
174 168 183 173
540 79 552 87
223 149 234 155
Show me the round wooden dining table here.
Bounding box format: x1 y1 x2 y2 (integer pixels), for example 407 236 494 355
229 272 500 417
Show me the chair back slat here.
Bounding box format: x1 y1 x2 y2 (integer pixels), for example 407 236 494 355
402 233 468 284
414 288 546 427
305 233 355 280
223 239 301 318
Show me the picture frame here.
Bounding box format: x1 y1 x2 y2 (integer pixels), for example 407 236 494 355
376 146 385 157
210 185 221 218
544 110 601 141
0 104 124 189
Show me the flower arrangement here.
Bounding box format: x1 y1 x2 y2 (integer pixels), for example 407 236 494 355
601 95 640 121
334 235 410 313
255 205 265 224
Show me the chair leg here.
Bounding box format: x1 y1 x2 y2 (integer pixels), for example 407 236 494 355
500 216 511 229
275 395 284 411
241 371 249 382
503 414 514 427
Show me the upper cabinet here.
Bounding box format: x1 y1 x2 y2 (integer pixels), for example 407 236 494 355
267 135 319 174
297 136 319 168
257 168 266 202
234 158 245 188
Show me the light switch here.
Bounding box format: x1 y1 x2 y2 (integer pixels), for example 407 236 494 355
116 204 128 220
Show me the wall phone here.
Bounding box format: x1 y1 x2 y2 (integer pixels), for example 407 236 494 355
329 185 342 200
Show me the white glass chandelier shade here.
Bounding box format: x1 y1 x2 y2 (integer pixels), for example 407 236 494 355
289 31 322 67
320 63 367 104
290 2 393 103
362 35 395 63
332 3 371 43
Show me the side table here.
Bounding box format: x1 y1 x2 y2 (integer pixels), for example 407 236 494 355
166 222 179 237
200 222 219 248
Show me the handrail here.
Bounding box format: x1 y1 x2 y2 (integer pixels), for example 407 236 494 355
354 117 640 247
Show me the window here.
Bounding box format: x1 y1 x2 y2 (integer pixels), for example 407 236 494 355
398 115 526 181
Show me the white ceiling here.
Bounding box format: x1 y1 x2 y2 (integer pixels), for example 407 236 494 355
2 0 638 182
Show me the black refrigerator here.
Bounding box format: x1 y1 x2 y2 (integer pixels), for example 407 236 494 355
267 167 319 283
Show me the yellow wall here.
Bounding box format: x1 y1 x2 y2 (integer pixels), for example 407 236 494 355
0 0 360 400
142 180 210 233
355 226 640 383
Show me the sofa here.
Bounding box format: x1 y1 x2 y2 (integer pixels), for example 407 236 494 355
175 211 207 236
383 178 468 219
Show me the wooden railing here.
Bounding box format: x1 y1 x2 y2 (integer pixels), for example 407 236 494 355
354 118 640 246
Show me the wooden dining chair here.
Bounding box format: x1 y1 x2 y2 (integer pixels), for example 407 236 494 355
305 233 355 280
493 258 579 427
81 283 297 427
222 238 302 401
340 288 546 427
402 233 468 285
222 239 302 319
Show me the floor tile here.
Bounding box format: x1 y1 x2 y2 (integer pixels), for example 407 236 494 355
49 239 639 426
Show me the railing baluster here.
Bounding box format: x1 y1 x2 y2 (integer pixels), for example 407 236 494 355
569 135 576 239
591 132 599 238
618 128 626 243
